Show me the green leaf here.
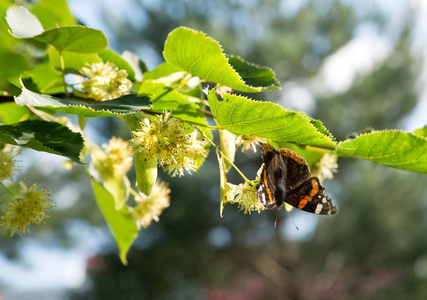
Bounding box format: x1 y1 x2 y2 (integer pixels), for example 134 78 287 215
31 0 76 29
163 26 279 92
15 84 151 117
91 178 138 265
35 26 108 53
0 39 28 80
0 103 30 124
5 6 44 38
0 80 21 96
143 62 184 80
208 90 336 147
0 1 18 46
308 117 335 140
414 125 427 138
139 81 206 124
99 49 135 81
338 130 427 174
0 120 84 163
48 47 102 73
6 6 107 53
227 55 280 91
24 62 64 94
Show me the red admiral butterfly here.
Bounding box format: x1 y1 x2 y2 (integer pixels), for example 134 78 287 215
255 144 338 215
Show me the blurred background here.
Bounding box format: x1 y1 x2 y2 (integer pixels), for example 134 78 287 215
1 0 427 299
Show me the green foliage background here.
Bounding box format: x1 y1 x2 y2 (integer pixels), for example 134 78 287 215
0 0 426 299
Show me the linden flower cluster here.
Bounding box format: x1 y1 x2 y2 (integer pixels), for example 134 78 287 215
215 84 233 96
80 62 132 101
0 145 19 181
129 181 171 229
101 137 133 174
0 181 55 237
312 153 338 183
132 111 208 177
224 182 265 214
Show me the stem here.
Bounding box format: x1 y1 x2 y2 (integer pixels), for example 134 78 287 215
196 127 250 183
59 50 69 96
0 182 15 196
221 149 250 183
139 109 219 129
129 187 141 198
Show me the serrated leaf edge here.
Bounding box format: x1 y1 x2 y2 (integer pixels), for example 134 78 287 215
226 54 281 90
308 117 335 141
0 121 84 162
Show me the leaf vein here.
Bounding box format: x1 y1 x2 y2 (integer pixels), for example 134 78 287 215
367 146 417 159
181 38 190 69
229 101 237 124
223 115 296 127
381 134 398 156
218 68 229 84
205 60 222 81
241 102 253 123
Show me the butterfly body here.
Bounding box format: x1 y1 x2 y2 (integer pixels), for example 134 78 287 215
255 144 338 215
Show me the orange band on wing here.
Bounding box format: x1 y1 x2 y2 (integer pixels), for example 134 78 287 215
263 169 274 204
310 179 319 196
298 198 308 209
280 149 306 165
297 179 319 209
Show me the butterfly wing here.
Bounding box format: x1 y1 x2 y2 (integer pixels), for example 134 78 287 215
283 177 338 215
278 148 311 191
256 146 288 206
258 144 338 215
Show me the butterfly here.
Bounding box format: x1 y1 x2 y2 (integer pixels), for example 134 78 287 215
255 144 338 215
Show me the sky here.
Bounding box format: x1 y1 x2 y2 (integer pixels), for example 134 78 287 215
1 0 426 298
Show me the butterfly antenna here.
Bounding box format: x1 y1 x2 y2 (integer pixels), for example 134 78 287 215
285 210 299 231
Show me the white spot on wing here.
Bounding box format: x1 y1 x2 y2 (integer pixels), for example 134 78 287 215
315 204 323 214
261 193 266 204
